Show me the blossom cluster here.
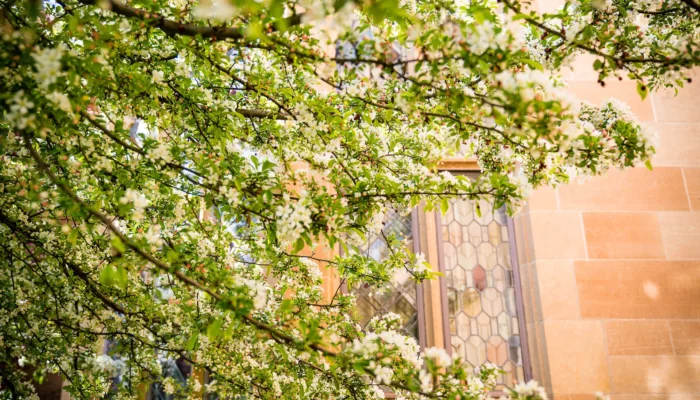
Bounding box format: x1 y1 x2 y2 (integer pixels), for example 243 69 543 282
0 0 693 398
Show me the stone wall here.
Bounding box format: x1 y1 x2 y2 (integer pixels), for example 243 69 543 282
514 15 700 396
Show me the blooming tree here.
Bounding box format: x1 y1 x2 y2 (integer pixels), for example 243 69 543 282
0 0 697 398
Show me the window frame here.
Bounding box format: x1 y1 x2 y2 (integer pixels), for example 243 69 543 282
339 160 534 392
432 163 533 387
413 210 429 349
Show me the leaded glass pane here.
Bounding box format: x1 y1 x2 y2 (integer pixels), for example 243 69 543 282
352 210 419 341
441 199 524 390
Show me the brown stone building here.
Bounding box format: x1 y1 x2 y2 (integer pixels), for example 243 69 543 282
316 2 700 393
510 65 700 398
46 70 700 400
43 3 700 398
313 40 700 400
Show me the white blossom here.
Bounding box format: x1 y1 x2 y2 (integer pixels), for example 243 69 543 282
193 0 237 21
46 92 73 115
32 46 64 89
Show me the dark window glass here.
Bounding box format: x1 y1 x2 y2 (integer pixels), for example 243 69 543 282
352 210 421 342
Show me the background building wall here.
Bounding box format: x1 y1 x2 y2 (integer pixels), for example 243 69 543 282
514 3 700 395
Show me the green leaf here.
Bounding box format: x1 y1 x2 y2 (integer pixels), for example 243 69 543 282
185 332 199 351
115 266 128 289
302 232 312 246
521 58 544 71
166 249 180 263
293 237 305 253
99 266 116 286
262 160 276 171
440 198 449 215
232 177 242 191
279 299 294 315
223 320 236 340
645 159 653 171
246 22 264 39
637 81 648 101
67 229 79 244
111 236 126 253
207 318 224 341
26 0 42 19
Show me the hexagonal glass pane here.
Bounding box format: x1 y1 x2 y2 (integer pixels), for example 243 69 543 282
477 242 498 270
465 336 486 367
481 288 503 317
441 196 526 390
487 336 509 366
472 265 486 292
462 288 481 317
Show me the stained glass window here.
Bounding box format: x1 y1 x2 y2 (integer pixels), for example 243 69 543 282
440 199 525 390
352 210 421 342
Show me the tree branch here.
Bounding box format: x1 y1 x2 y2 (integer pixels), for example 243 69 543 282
76 0 302 41
236 108 291 120
23 133 338 358
634 7 681 14
501 0 680 65
678 0 700 12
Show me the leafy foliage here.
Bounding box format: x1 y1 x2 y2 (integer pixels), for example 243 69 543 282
0 0 696 398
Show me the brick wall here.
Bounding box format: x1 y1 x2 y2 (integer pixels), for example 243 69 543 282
514 33 700 400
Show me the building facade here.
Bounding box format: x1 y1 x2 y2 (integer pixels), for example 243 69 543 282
38 2 700 398
42 68 700 399
318 17 700 397
509 69 700 399
317 63 700 398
